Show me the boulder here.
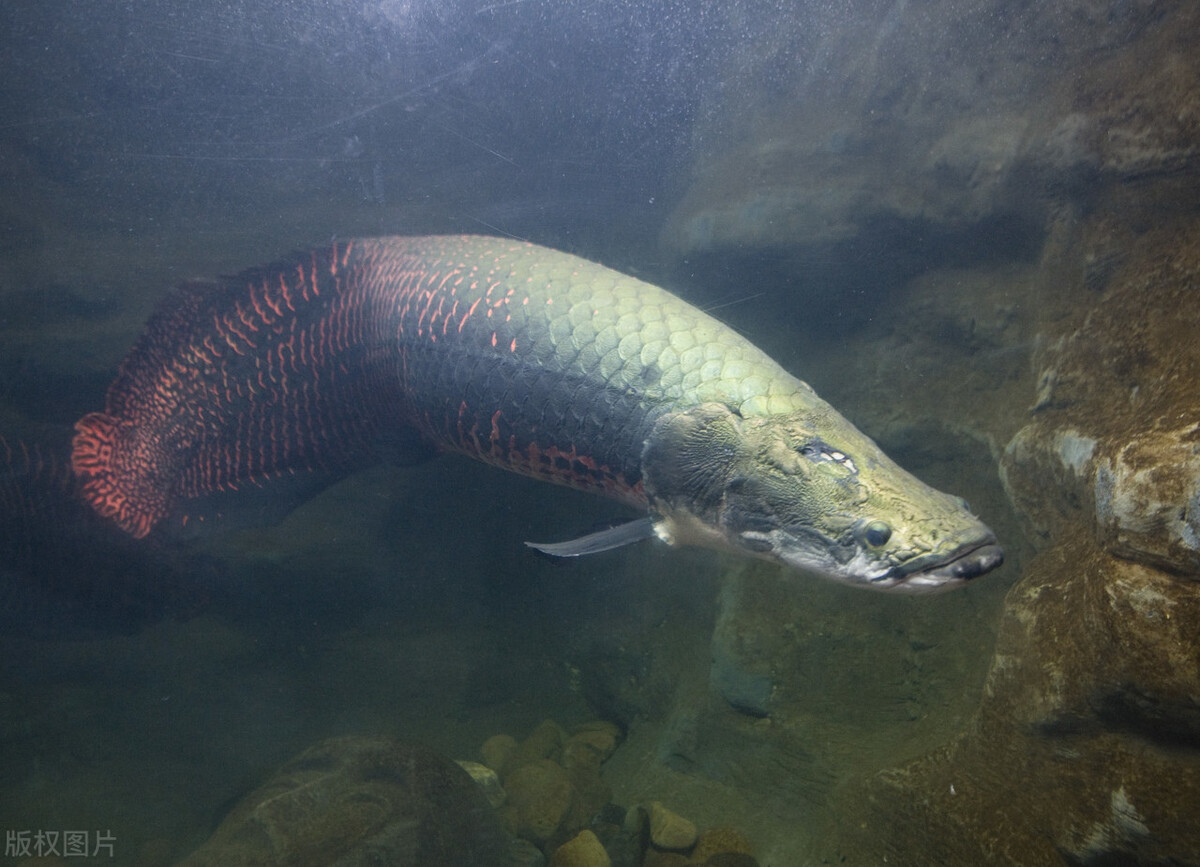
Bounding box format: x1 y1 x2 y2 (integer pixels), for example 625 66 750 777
174 735 508 866
832 536 1200 863
1001 221 1200 577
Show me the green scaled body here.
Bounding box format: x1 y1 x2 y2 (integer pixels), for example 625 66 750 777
73 236 1002 591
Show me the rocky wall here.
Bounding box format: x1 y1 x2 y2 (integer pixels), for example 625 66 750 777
634 0 1200 863
832 535 1200 865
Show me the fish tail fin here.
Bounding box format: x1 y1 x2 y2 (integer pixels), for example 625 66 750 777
72 411 169 539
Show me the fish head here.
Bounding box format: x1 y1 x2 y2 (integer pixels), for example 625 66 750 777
641 403 1003 593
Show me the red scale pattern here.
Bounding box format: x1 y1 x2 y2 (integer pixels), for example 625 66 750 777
73 241 397 537
72 237 651 538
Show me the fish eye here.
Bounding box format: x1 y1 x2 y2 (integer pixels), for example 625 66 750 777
864 520 892 547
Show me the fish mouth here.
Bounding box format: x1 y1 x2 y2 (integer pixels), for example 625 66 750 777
884 539 1005 592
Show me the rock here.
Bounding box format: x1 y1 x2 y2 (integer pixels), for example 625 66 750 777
457 759 507 808
562 721 621 772
502 758 576 843
648 801 697 852
595 802 627 826
662 2 1200 265
560 726 615 823
174 735 508 866
996 539 1200 742
481 733 517 774
688 826 755 864
1092 430 1200 574
832 535 1200 862
549 829 611 867
573 719 623 740
506 719 568 776
1001 221 1200 576
494 719 611 847
1007 418 1200 575
622 804 648 839
600 825 645 867
508 837 547 867
563 761 612 828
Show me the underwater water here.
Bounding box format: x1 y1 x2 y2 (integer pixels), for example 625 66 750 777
3 1 1200 865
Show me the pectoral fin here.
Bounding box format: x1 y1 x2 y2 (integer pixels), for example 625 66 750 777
525 517 657 558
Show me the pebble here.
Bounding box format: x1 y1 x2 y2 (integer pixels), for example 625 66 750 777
549 829 612 867
689 826 754 862
503 757 576 842
648 801 697 852
563 725 620 773
481 733 517 774
456 759 507 808
506 719 568 774
509 837 547 867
